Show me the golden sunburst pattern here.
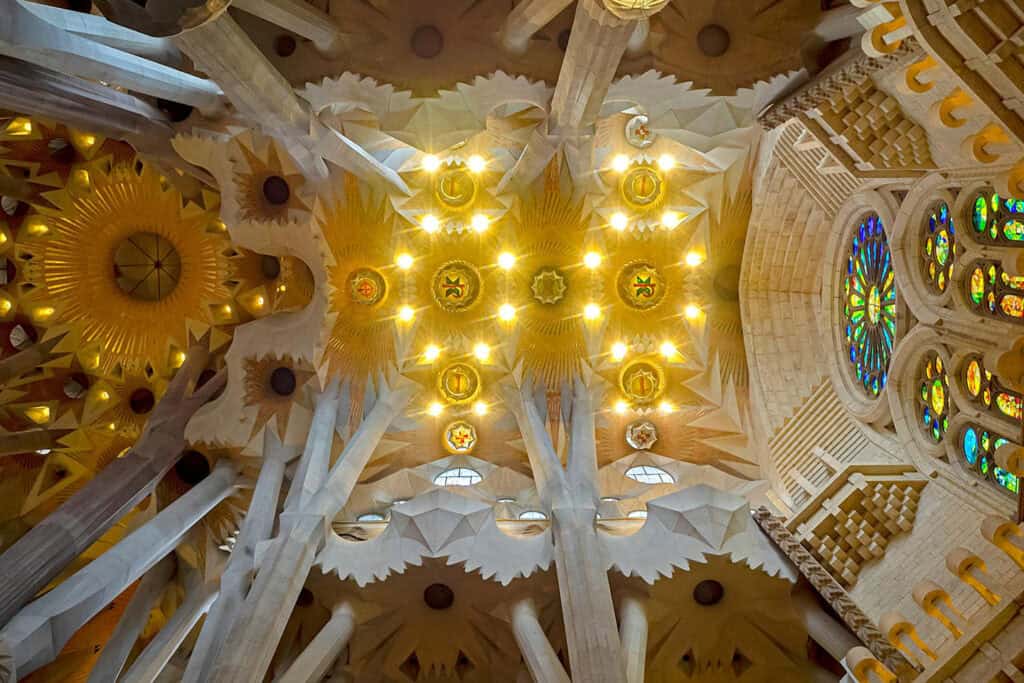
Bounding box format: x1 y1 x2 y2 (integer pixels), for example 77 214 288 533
242 354 316 436
15 158 235 376
224 247 315 321
232 136 310 224
320 175 398 379
596 155 707 234
508 161 598 387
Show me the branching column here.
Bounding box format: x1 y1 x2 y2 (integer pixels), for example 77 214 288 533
0 330 68 387
181 429 293 683
511 598 570 683
508 378 626 682
209 378 416 683
0 459 240 678
87 555 176 683
277 602 355 683
0 349 224 629
550 0 635 132
232 0 348 56
500 0 575 53
0 0 221 110
618 593 647 683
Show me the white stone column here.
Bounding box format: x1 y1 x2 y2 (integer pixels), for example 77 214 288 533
500 0 574 53
0 0 222 111
510 598 570 683
284 379 341 513
277 602 355 683
232 0 348 56
617 594 647 683
208 379 415 683
182 430 292 683
795 587 861 664
87 555 176 683
15 2 183 65
0 460 240 679
120 578 219 683
550 0 634 132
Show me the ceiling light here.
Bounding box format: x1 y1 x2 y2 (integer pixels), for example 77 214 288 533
498 304 516 322
422 154 442 172
661 211 682 229
611 154 630 173
498 252 516 269
583 303 601 321
467 155 486 173
473 342 491 361
471 214 489 233
424 344 441 362
684 304 702 320
473 401 488 416
659 400 675 414
610 212 628 232
583 251 602 269
427 401 444 416
685 251 704 267
614 400 629 415
611 342 628 361
396 252 414 270
660 341 677 359
658 153 676 171
398 305 415 322
422 214 440 234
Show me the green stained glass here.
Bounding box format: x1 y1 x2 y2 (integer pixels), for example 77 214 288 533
843 214 894 397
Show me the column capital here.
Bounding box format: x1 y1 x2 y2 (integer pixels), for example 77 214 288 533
601 0 669 21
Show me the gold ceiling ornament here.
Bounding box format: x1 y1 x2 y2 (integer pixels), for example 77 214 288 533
0 116 121 196
14 158 235 377
319 174 396 379
404 227 501 351
506 159 599 387
223 248 315 320
436 361 482 405
442 419 478 454
602 232 688 345
603 0 670 20
400 158 506 235
431 260 482 313
242 354 316 436
231 136 310 225
619 359 666 406
597 154 707 234
616 260 668 311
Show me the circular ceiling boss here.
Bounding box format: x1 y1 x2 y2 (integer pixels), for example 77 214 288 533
113 232 182 301
619 360 666 405
432 260 482 312
617 261 667 311
437 361 481 405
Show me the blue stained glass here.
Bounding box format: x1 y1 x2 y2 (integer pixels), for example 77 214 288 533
963 427 979 464
843 214 895 398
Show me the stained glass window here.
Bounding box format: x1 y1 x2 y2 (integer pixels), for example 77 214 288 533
970 189 1024 245
919 351 950 442
962 355 1024 424
843 214 897 397
959 425 1019 494
966 259 1024 322
922 202 956 292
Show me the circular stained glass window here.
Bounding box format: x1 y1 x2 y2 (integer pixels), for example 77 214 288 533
970 189 1024 245
842 214 896 397
918 350 950 442
960 425 1019 495
922 202 956 293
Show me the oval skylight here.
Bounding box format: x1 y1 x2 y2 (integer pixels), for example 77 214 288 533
624 465 674 485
